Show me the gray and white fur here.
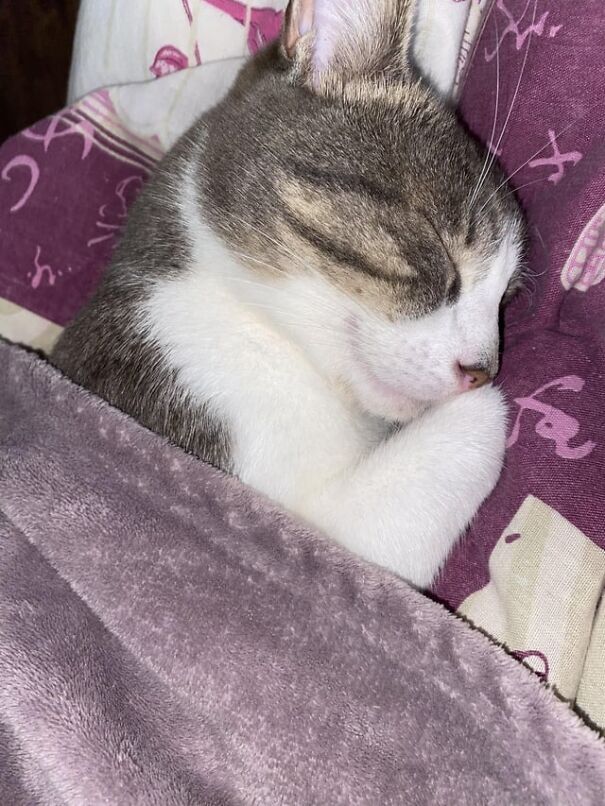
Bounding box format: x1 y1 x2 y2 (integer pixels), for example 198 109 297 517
52 0 524 587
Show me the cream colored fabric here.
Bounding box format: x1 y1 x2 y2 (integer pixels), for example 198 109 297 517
460 495 605 724
0 299 62 354
415 0 491 99
452 0 492 98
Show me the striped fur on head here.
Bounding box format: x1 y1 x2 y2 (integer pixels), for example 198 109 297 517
201 0 522 320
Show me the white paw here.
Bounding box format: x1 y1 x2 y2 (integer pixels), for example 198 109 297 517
379 385 509 586
425 384 508 506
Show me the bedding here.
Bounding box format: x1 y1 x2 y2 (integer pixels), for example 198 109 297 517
1 337 605 804
66 0 484 103
0 1 604 797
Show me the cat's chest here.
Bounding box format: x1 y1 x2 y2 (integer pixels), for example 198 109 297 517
140 262 380 499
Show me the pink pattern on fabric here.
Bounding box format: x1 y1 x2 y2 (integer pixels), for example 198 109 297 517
203 0 283 54
23 114 95 161
88 176 144 249
484 0 553 62
182 0 195 23
82 90 164 164
528 130 582 185
150 46 190 77
182 0 202 65
0 100 151 326
28 247 57 290
507 377 596 460
561 202 605 292
487 140 503 157
1 155 40 212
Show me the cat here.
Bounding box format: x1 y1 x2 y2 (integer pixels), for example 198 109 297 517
51 0 524 588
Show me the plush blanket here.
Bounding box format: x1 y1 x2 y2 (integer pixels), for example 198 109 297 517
1 337 605 805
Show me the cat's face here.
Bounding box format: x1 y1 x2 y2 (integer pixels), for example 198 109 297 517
201 0 524 422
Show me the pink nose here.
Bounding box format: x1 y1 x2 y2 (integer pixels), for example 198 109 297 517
459 364 491 390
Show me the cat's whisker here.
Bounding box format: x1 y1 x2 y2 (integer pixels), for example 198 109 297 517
475 92 605 219
533 223 547 252
467 9 501 212
479 176 548 215
475 148 554 218
529 265 549 279
487 0 536 157
166 300 344 350
517 261 549 307
228 249 281 274
470 0 539 214
240 318 341 349
235 296 343 335
227 215 309 271
481 83 605 216
512 257 549 308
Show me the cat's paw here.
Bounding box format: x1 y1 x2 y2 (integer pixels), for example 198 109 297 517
362 384 509 587
428 384 508 502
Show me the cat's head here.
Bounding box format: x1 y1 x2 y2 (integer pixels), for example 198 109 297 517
200 0 524 422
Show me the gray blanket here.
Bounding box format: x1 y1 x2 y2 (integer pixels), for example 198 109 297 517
1 339 604 805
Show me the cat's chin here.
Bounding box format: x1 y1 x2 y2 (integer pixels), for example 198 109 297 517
346 359 433 423
351 381 430 425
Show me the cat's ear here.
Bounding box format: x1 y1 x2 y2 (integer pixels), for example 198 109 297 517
282 0 418 84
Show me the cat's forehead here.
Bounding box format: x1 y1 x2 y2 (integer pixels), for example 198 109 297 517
202 61 523 319
283 86 489 219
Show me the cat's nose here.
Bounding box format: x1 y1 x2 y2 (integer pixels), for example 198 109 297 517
458 363 493 390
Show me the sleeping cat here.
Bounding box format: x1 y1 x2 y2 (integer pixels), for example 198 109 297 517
52 0 524 587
